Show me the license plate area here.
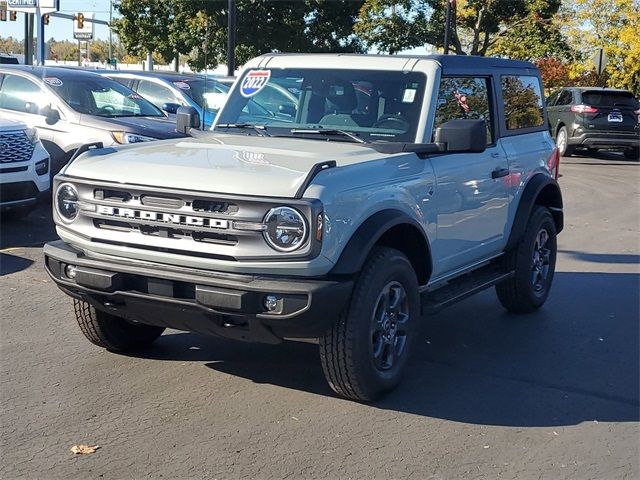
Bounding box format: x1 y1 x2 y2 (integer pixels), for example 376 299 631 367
608 113 623 123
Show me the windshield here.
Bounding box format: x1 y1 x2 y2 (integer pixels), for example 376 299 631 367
172 78 230 114
48 76 164 118
215 68 427 142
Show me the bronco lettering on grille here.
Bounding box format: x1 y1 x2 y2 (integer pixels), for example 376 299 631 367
96 205 229 229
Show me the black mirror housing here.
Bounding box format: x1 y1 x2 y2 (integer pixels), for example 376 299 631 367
435 119 487 153
162 102 181 114
40 105 61 125
176 106 200 134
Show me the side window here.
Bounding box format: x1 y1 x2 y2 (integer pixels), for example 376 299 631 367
136 80 179 108
501 75 545 130
546 91 560 107
556 90 572 106
433 77 493 144
0 74 46 113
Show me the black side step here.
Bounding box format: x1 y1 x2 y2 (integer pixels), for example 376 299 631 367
421 263 514 314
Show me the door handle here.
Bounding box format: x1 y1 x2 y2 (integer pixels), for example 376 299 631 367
491 167 509 179
490 152 501 158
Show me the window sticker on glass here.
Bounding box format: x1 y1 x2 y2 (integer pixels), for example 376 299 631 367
173 81 191 90
240 70 271 98
44 77 63 87
402 89 417 103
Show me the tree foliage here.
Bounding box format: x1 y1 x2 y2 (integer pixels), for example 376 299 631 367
561 0 640 94
114 0 365 71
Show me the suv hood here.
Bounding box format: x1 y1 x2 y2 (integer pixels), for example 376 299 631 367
0 117 27 131
64 133 386 197
80 115 185 140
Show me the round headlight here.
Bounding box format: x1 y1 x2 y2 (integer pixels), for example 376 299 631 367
56 183 79 222
263 206 308 252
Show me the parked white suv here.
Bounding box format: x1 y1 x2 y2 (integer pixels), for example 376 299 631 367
0 117 50 220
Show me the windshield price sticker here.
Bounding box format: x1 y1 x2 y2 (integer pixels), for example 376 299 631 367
44 77 63 87
173 81 191 90
240 70 271 98
402 89 417 103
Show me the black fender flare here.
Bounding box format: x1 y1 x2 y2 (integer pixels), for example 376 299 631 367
505 174 564 251
330 209 432 281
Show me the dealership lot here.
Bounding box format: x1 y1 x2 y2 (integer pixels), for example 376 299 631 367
1 154 638 479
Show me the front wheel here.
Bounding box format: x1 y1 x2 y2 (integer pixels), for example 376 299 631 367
319 247 420 401
74 300 165 351
496 206 557 313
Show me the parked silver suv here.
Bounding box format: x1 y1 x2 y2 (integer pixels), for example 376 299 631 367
44 54 563 401
0 66 185 176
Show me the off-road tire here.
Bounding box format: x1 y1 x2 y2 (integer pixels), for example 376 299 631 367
496 206 557 313
556 126 575 157
624 147 639 160
319 247 420 401
74 300 165 351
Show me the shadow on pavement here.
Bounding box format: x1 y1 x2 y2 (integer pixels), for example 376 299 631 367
559 250 640 265
0 252 34 275
0 199 58 250
130 271 639 427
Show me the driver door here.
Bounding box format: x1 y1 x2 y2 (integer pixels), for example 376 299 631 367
428 76 510 277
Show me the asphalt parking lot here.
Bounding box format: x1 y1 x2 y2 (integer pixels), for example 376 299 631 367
1 153 638 479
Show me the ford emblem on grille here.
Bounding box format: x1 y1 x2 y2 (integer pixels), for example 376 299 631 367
96 205 229 229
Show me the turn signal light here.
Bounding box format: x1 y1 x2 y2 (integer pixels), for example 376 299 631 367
571 104 598 114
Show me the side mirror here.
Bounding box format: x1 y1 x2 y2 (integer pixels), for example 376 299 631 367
278 103 296 117
176 106 200 134
40 105 61 125
162 102 181 114
434 119 487 153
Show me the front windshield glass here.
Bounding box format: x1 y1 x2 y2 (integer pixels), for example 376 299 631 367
172 78 230 113
48 76 164 118
215 68 427 143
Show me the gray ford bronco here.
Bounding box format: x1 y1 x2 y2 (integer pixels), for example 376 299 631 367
45 54 563 401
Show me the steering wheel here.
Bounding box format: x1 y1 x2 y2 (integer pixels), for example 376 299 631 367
97 105 115 115
372 115 409 131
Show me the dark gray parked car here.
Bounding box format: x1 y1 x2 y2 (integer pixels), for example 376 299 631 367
0 66 185 175
546 87 639 159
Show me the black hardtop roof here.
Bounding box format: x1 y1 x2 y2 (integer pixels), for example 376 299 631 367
260 52 537 71
568 86 634 93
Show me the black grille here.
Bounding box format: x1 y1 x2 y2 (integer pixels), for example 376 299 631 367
0 181 39 202
0 131 35 164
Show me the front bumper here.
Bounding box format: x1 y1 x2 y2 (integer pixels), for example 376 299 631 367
569 131 639 149
44 241 353 344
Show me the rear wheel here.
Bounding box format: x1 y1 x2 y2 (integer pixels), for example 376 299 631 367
496 206 557 313
74 300 165 351
556 126 575 157
624 147 639 160
319 247 419 401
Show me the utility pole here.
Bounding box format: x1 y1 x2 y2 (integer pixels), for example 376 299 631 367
227 0 236 76
24 13 32 65
443 0 453 54
108 0 113 62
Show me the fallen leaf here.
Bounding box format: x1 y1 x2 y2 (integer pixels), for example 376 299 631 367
70 444 100 455
483 445 490 449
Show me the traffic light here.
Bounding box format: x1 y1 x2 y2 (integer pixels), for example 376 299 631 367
0 8 6 22
76 12 84 29
10 11 17 21
43 14 50 25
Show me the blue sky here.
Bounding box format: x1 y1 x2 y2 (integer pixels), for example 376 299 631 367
2 0 113 41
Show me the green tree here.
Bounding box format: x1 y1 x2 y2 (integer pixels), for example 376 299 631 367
114 0 364 71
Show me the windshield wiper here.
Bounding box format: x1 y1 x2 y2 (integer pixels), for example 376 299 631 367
290 128 366 144
216 123 270 137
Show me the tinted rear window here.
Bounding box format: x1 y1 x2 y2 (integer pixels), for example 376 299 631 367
582 91 638 108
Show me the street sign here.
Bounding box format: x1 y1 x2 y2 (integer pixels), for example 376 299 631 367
7 0 59 14
592 48 608 76
74 12 94 40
